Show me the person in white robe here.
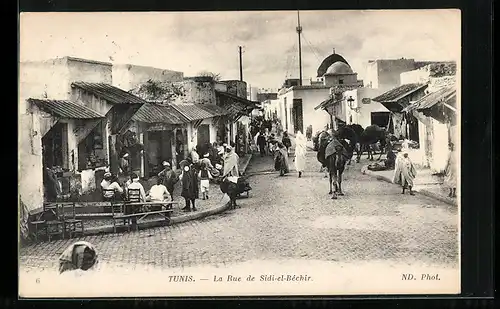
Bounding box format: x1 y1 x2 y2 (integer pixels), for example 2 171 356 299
392 152 417 195
294 131 307 178
444 142 457 198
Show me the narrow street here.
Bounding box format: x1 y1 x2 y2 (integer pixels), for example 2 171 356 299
19 146 459 273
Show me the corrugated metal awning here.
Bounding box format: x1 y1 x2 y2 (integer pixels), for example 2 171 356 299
372 83 428 103
215 91 259 122
170 103 229 122
72 82 147 104
402 85 457 113
314 97 342 110
28 99 105 119
132 103 188 124
216 91 260 110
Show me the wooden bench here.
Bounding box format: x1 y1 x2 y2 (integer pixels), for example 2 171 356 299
111 201 176 233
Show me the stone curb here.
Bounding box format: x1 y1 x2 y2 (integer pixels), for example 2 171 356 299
361 166 457 207
239 153 253 175
81 153 255 236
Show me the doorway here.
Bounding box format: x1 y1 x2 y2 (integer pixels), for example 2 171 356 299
371 112 391 130
197 124 211 154
147 130 173 176
292 99 304 134
407 115 420 142
197 124 210 147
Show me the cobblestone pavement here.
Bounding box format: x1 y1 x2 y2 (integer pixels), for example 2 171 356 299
19 149 459 272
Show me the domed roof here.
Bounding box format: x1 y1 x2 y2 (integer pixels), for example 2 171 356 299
316 52 350 77
326 62 353 75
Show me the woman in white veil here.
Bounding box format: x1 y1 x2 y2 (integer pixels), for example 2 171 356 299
294 131 307 178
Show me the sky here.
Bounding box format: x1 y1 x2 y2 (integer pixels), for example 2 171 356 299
20 10 460 90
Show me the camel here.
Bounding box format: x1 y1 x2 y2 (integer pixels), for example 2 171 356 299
317 134 351 199
354 125 388 163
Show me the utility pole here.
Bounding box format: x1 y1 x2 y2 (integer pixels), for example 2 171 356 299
239 46 243 81
296 10 303 86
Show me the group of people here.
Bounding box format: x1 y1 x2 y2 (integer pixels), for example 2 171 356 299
252 126 307 178
100 172 150 202
178 143 241 211
100 141 243 213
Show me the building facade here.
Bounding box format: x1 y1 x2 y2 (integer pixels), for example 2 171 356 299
19 57 116 214
277 51 364 135
113 64 184 91
341 87 387 129
364 58 417 92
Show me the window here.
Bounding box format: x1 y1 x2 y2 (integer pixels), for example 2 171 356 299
78 120 107 170
339 79 344 85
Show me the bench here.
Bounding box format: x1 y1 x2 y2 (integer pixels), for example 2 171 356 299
111 201 176 233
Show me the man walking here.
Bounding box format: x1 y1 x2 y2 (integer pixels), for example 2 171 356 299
393 152 417 195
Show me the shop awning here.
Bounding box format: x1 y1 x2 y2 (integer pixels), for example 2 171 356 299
215 91 260 123
71 82 148 104
132 103 187 125
170 103 229 122
402 85 457 114
372 83 428 112
314 97 343 110
28 99 105 119
71 82 147 135
216 91 260 116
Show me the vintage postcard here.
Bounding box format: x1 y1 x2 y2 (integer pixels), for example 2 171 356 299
18 9 461 297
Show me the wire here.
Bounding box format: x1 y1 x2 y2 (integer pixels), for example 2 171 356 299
284 41 297 80
301 32 323 63
289 47 298 79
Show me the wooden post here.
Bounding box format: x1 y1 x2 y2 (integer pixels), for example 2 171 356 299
183 128 189 160
143 129 149 177
109 135 119 175
171 129 177 171
239 46 243 81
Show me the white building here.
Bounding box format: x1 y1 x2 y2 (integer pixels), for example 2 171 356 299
341 87 388 129
277 51 364 135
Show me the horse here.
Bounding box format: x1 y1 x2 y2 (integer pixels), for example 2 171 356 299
354 125 388 162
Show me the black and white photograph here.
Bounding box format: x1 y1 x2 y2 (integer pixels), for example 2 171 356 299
19 10 461 297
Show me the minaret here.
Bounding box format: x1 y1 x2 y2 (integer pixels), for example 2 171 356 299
296 10 303 86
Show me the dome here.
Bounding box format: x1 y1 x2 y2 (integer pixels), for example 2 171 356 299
326 62 353 75
316 52 350 77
